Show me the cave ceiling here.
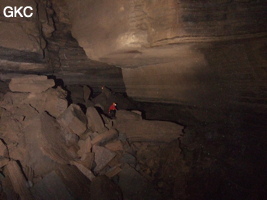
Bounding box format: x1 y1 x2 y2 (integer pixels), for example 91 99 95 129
0 0 266 108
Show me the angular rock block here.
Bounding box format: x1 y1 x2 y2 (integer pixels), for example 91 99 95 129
1 87 68 121
105 140 124 152
0 157 9 168
2 87 68 119
31 171 73 200
116 120 183 143
91 129 119 146
70 161 95 181
24 112 76 166
8 143 27 164
0 109 22 144
105 166 122 178
9 75 54 93
56 165 91 199
77 137 92 158
83 85 91 103
32 165 91 199
58 104 87 136
0 139 8 157
5 161 34 200
93 146 116 173
90 175 122 200
86 107 108 133
108 154 122 168
43 87 68 118
40 113 78 164
65 131 79 147
116 110 142 122
23 116 59 176
80 152 95 169
0 92 28 110
27 87 68 118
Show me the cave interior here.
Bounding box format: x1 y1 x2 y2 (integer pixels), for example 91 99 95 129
0 0 266 200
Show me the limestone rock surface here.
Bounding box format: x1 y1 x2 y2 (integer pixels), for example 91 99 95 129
117 120 183 143
105 140 124 152
5 161 34 200
27 87 68 118
65 0 266 67
91 129 119 146
86 107 108 133
93 145 116 173
61 0 267 120
24 112 77 167
58 104 87 136
9 75 55 93
116 110 142 122
77 137 92 158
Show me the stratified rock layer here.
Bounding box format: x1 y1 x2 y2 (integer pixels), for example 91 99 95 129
65 0 266 66
0 0 47 72
63 0 267 120
9 75 54 93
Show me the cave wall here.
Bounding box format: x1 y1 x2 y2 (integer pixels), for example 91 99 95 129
64 0 267 118
123 37 267 109
65 0 266 65
0 0 43 52
0 0 53 73
44 0 125 92
0 0 266 117
0 1 266 198
0 0 126 92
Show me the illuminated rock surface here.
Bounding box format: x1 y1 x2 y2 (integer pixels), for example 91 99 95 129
0 1 266 199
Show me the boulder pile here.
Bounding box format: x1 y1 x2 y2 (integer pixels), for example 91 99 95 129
0 75 183 200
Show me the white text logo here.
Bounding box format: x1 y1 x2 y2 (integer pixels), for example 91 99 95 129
3 6 33 18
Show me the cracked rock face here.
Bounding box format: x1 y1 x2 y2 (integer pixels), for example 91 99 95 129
65 0 266 66
61 0 267 116
0 0 42 52
0 0 266 111
0 0 47 72
0 75 186 199
0 1 266 199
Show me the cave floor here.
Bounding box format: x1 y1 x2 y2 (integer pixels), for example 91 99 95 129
0 79 266 200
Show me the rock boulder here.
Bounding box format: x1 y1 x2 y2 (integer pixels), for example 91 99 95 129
9 75 54 93
58 104 87 136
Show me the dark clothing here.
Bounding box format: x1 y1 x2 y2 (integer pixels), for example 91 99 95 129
110 110 116 118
